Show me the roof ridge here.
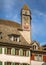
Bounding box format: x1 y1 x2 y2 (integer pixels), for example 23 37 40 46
0 19 21 28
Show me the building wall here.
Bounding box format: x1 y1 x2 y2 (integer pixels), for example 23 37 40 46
43 55 46 62
19 31 31 44
0 48 30 65
31 60 45 65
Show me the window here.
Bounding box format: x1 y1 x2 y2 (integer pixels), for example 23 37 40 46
26 50 30 57
0 47 2 54
11 62 15 65
4 48 7 54
8 34 20 42
4 48 11 54
38 55 42 61
7 48 11 54
15 63 19 65
4 62 20 65
34 54 42 61
23 63 27 65
10 36 14 41
25 11 27 15
34 54 38 61
4 62 11 65
15 37 20 42
15 49 19 55
11 48 15 55
33 45 36 50
19 49 23 56
0 61 2 65
20 63 23 65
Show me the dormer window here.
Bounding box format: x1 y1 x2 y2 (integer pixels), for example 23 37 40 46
8 34 20 42
32 41 39 50
33 45 36 50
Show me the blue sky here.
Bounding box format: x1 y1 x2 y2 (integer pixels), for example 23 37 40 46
0 0 46 45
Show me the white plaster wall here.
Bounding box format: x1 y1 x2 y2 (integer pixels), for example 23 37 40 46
31 60 45 65
0 54 30 64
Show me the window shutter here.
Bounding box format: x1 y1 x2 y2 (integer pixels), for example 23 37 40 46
0 61 2 65
26 51 29 57
19 49 23 56
11 48 15 55
4 48 7 54
27 64 30 65
11 62 15 65
0 47 2 54
4 62 7 65
20 63 23 65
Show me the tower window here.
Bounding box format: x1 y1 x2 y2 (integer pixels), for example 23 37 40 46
25 11 27 15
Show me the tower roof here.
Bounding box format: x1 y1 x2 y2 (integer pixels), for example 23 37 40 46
22 4 29 10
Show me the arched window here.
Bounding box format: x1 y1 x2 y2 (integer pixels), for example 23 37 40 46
26 50 30 57
11 48 15 55
4 47 7 54
19 49 23 56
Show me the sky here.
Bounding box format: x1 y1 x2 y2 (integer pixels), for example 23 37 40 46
0 0 46 45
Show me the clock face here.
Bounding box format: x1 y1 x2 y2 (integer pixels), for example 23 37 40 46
23 16 30 30
24 22 29 30
22 10 30 30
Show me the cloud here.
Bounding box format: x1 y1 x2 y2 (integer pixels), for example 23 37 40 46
31 9 46 43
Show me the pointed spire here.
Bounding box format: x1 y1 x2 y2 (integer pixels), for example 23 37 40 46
22 4 29 10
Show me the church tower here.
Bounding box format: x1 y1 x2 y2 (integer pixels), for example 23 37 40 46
21 4 31 31
20 4 32 44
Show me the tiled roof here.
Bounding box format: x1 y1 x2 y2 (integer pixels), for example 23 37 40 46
42 44 46 47
0 19 21 29
0 19 30 46
22 4 29 10
31 40 40 46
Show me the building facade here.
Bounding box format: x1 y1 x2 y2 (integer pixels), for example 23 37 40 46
30 41 46 65
0 4 46 65
0 4 31 65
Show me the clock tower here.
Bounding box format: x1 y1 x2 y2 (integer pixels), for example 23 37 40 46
20 4 32 44
21 4 31 31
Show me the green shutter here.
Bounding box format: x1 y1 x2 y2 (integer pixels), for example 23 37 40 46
26 51 29 57
4 62 7 65
4 48 7 54
27 64 30 65
11 62 15 65
0 61 2 65
20 63 23 65
19 49 23 56
11 48 15 55
0 47 2 54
